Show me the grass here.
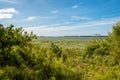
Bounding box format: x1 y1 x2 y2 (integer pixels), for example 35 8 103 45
31 39 93 49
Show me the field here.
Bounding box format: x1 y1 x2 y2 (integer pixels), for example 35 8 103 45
32 36 106 49
32 39 92 49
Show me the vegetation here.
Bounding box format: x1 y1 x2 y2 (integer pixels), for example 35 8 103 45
31 39 92 49
0 22 120 80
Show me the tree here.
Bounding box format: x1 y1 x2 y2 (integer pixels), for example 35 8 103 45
0 24 36 66
110 22 120 47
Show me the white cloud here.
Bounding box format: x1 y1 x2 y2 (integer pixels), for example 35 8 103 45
0 8 18 19
51 10 59 14
27 16 36 21
71 16 91 20
0 8 18 13
0 13 13 19
72 5 79 8
23 17 120 36
24 25 74 36
0 0 17 3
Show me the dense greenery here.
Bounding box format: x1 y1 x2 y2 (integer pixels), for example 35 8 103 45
0 22 120 80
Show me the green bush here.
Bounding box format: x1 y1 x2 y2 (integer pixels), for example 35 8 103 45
0 22 120 80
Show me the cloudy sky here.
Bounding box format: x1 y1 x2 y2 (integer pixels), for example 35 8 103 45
0 0 120 36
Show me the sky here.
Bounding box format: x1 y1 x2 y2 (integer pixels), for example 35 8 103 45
0 0 120 36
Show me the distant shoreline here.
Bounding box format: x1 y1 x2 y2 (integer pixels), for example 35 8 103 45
38 36 108 37
37 36 108 40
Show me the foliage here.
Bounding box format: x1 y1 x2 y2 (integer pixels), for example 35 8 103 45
0 22 120 80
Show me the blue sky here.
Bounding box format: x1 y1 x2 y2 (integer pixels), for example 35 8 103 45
0 0 120 36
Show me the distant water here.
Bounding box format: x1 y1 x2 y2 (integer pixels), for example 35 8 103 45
37 36 107 40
